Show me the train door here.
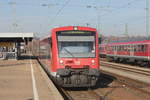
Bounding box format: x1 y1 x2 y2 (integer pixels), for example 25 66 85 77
147 44 150 60
114 45 117 55
130 44 134 56
141 44 147 57
46 38 52 69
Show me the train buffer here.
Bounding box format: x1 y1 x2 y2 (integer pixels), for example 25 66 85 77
0 56 63 100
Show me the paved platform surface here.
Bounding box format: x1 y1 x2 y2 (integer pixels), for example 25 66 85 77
0 58 63 100
100 65 150 85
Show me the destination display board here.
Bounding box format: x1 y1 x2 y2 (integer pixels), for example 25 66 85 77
57 31 95 36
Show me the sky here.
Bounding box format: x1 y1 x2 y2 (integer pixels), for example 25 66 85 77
0 0 149 37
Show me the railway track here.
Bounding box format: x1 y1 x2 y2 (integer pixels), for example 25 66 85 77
100 61 150 76
58 87 103 100
38 57 150 100
58 73 150 100
100 60 150 97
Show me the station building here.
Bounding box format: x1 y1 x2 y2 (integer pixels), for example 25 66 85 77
0 33 34 60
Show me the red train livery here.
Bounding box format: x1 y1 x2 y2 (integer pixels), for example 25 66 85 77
99 43 107 58
33 26 100 87
101 39 150 66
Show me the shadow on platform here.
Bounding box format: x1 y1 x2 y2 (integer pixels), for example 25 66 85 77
94 73 117 89
19 55 37 60
63 73 116 91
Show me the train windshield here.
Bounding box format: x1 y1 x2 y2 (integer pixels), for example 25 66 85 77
57 31 96 58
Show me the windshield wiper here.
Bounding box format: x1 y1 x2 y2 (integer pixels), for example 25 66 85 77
63 48 75 57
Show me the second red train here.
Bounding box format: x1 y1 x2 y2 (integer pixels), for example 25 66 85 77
99 38 150 66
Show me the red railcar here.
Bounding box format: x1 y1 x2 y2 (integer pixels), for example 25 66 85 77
35 26 100 87
99 43 107 57
106 39 150 66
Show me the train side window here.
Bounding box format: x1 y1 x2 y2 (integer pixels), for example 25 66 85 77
124 45 126 51
141 45 144 52
118 46 120 51
48 38 52 48
121 45 124 51
130 45 132 51
108 46 110 51
123 45 124 51
110 46 112 51
119 45 121 51
123 45 125 51
113 46 115 51
134 45 137 52
138 45 141 52
115 45 117 51
118 45 120 51
136 45 138 52
120 45 122 51
128 45 130 51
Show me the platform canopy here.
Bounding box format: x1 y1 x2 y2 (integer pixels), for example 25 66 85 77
0 33 34 42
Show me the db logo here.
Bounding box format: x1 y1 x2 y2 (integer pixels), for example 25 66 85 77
75 61 80 65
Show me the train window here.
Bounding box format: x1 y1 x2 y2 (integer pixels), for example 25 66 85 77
58 41 95 58
108 46 111 51
121 45 123 51
141 44 148 52
127 45 130 52
120 46 122 51
112 46 114 51
134 45 136 52
115 46 117 51
124 45 127 51
141 45 144 52
119 46 121 51
123 45 124 51
131 45 134 52
48 38 52 48
117 46 119 51
104 47 106 51
138 45 141 52
134 45 137 52
122 45 124 51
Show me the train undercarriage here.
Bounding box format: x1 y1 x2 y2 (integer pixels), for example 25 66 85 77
55 67 100 87
106 55 150 67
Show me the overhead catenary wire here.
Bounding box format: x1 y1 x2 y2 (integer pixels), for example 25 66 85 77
47 0 71 26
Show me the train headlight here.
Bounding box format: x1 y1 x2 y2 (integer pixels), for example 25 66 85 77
59 60 64 64
74 26 78 30
91 60 95 65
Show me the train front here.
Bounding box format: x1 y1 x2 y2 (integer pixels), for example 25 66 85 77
52 26 100 87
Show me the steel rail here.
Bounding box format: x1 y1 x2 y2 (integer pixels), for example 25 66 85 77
100 61 150 76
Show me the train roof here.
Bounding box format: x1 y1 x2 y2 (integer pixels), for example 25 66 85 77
52 26 97 32
39 26 98 41
109 36 150 43
105 36 150 45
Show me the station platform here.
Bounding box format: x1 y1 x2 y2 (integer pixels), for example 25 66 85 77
0 57 63 100
100 65 150 85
